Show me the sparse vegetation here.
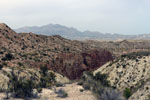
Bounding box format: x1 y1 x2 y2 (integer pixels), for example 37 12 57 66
121 51 150 60
1 23 150 100
39 65 56 88
56 88 68 98
37 88 42 93
8 69 37 98
17 62 23 67
94 72 110 87
3 53 14 61
123 88 132 99
79 71 125 100
99 89 126 100
56 82 64 87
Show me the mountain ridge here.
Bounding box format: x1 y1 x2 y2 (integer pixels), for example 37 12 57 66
15 23 150 40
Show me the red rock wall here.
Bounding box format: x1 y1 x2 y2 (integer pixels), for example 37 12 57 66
47 50 113 80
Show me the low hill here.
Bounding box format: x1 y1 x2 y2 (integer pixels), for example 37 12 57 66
94 51 150 100
85 40 150 57
0 23 113 80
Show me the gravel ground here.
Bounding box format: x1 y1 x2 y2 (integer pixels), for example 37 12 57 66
0 82 97 100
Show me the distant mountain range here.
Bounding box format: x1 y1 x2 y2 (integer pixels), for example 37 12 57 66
15 24 150 40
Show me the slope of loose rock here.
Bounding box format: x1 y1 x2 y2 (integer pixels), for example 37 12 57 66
94 52 150 100
129 81 150 100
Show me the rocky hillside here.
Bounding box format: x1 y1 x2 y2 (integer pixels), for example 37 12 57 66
0 67 69 91
85 40 150 57
94 52 150 100
0 23 113 80
2 23 150 100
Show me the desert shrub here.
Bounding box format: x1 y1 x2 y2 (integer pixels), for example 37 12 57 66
39 65 56 88
123 88 132 99
0 51 3 54
81 72 107 95
5 53 14 60
8 70 36 98
40 66 49 76
122 64 126 68
17 62 23 67
2 62 7 66
1 57 7 61
80 72 125 100
77 81 83 85
0 64 3 70
83 83 90 90
80 89 84 92
2 53 14 61
99 89 126 100
94 72 110 87
11 80 35 98
121 51 150 60
56 83 64 87
40 76 52 88
37 88 42 93
56 88 68 98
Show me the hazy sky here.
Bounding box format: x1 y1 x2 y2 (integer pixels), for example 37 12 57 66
0 0 150 35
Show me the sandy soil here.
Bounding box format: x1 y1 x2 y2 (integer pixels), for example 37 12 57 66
0 83 97 100
40 82 97 100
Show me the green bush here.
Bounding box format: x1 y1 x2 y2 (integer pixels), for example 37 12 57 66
80 72 126 100
81 72 107 95
39 65 56 88
123 88 132 99
37 88 42 93
8 70 36 98
94 72 110 87
12 80 35 98
40 65 49 76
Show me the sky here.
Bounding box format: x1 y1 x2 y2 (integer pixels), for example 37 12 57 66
0 0 150 35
